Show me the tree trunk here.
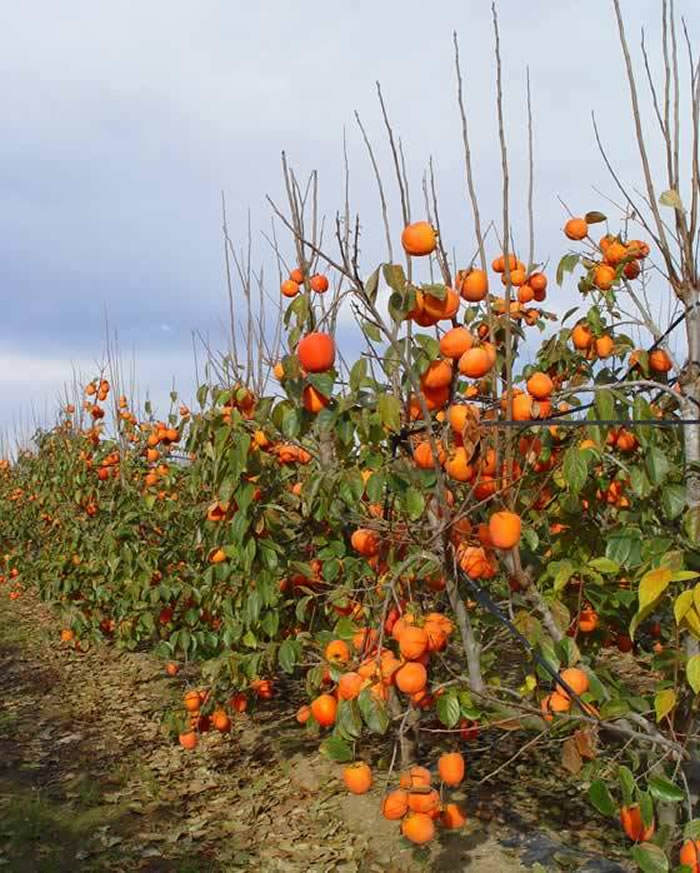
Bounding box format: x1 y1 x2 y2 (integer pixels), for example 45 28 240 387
682 284 700 662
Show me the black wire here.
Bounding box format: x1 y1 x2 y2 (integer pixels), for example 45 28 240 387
457 568 591 714
480 417 700 428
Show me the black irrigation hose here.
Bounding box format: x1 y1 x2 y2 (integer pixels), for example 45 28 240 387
457 568 590 714
480 417 700 428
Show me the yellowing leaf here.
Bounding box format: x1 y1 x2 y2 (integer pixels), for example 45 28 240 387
674 590 694 624
638 567 672 613
687 654 700 695
694 582 700 612
654 688 676 722
684 607 700 638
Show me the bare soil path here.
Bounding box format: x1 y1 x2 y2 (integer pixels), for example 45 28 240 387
0 590 629 872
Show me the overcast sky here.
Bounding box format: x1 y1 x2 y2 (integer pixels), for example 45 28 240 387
1 0 697 444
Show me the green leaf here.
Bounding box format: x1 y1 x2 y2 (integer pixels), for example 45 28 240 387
684 506 700 544
349 358 368 392
594 389 615 421
646 447 670 486
647 776 684 803
556 253 580 286
638 789 654 827
365 267 380 302
366 472 386 504
278 639 298 674
336 699 363 740
382 263 407 293
684 819 700 840
661 484 686 520
362 320 382 343
552 560 575 593
654 688 676 722
281 407 301 439
377 394 401 432
320 735 354 763
589 557 620 574
436 692 461 728
588 779 616 817
357 688 390 735
687 654 700 694
630 842 668 873
606 529 642 568
618 765 636 806
403 487 425 521
562 446 588 491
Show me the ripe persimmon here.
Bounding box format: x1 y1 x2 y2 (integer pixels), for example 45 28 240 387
178 730 198 750
593 264 616 290
413 440 445 470
310 273 329 292
457 268 488 301
620 804 655 842
438 751 465 786
541 691 571 722
564 217 588 240
558 667 589 699
517 284 535 304
679 839 700 873
325 639 351 664
310 693 338 727
351 528 379 557
649 348 672 373
343 761 373 794
491 253 518 273
421 359 453 390
212 709 231 732
401 812 435 845
297 332 335 373
398 626 429 660
296 704 311 724
445 448 474 482
382 789 409 820
623 259 640 279
439 327 474 359
422 288 460 321
501 267 526 286
281 279 299 298
399 766 431 789
401 221 436 256
395 661 428 694
571 323 593 350
488 511 522 550
184 690 202 712
578 607 599 632
338 672 364 700
441 803 467 829
595 334 614 358
529 272 547 293
459 347 492 379
407 788 440 815
526 372 554 400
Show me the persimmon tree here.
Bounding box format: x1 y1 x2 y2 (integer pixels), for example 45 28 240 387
1 1 699 869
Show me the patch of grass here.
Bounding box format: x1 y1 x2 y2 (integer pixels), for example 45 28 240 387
0 708 18 736
0 785 127 873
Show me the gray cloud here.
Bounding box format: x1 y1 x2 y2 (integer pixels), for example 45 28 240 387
1 0 697 434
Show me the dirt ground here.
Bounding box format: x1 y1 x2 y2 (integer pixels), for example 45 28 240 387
0 591 631 872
